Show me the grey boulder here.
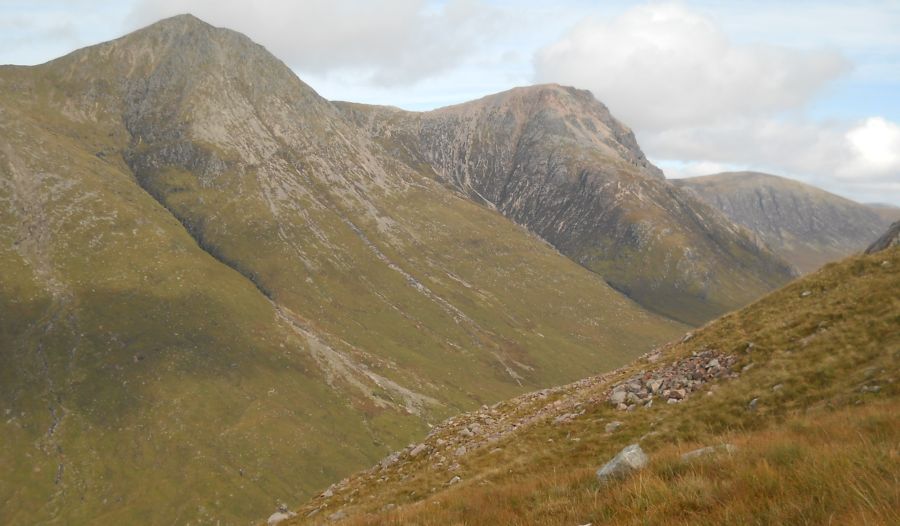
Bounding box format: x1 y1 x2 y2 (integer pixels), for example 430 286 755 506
268 510 297 525
596 444 648 484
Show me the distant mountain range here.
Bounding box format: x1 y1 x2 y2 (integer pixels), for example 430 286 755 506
0 14 889 525
674 172 895 273
866 202 900 224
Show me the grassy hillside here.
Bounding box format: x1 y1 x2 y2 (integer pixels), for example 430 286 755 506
0 88 412 526
286 245 900 525
340 90 795 326
0 16 685 525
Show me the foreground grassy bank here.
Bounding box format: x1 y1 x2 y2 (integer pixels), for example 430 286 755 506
285 246 899 525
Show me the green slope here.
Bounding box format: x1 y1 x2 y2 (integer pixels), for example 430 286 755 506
0 15 684 525
285 244 899 525
338 87 795 325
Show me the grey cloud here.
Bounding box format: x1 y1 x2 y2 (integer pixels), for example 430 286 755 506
532 3 900 204
130 0 500 86
646 116 900 204
534 3 849 131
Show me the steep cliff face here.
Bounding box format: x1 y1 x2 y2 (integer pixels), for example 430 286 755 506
340 88 795 325
674 172 893 272
0 15 685 525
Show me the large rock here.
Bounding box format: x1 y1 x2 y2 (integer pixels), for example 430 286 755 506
609 389 627 405
866 221 900 253
596 444 648 484
409 443 429 457
267 510 297 525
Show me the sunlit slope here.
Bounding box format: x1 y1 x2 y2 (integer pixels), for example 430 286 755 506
0 14 684 525
286 244 900 525
0 97 401 525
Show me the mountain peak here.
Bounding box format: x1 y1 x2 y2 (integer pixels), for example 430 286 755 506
119 13 264 64
38 12 326 126
140 13 213 32
436 83 608 120
428 83 663 180
682 171 859 204
45 12 298 83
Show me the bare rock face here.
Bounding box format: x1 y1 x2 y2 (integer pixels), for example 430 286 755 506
674 172 892 273
340 88 795 325
866 221 900 253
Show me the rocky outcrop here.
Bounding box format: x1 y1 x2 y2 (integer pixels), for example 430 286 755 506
866 221 900 253
674 172 892 273
268 508 297 525
298 336 749 519
606 349 738 410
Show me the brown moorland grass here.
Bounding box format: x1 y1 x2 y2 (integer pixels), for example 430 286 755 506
286 246 900 525
344 401 899 525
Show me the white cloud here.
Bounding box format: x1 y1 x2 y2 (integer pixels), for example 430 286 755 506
0 2 131 65
3 1 895 203
843 117 900 178
644 117 845 171
534 2 900 204
648 115 900 203
129 0 500 86
534 2 849 131
656 160 738 179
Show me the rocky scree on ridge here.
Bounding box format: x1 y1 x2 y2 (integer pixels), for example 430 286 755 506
297 344 744 520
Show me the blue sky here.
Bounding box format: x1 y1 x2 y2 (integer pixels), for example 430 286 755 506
2 0 899 205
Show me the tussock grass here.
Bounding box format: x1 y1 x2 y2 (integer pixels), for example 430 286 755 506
335 403 899 526
291 247 900 525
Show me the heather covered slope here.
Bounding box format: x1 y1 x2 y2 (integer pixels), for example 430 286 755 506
286 244 900 525
339 89 795 325
674 172 892 273
0 15 685 525
0 92 382 525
